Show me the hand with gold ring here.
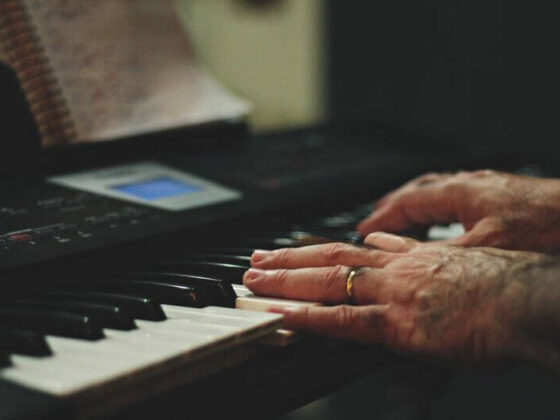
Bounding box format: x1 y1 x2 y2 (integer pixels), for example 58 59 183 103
243 233 560 371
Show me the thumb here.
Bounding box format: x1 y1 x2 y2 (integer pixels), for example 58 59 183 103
275 304 391 344
436 218 501 247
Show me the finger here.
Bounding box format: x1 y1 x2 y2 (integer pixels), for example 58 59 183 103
243 265 351 304
364 232 420 252
357 181 461 235
244 266 387 305
275 304 391 344
374 172 453 209
436 218 504 248
250 243 399 269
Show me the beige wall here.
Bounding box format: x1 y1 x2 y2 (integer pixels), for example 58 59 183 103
175 0 326 131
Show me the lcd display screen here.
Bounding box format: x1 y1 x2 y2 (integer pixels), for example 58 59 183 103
111 177 201 201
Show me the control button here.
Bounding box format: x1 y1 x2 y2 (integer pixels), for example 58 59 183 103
0 207 29 217
122 207 152 218
36 197 65 211
33 227 60 238
83 208 154 230
57 224 79 234
9 233 33 243
37 194 98 212
105 212 126 228
85 216 109 227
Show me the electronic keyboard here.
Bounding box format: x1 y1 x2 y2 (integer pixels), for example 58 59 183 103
0 126 497 419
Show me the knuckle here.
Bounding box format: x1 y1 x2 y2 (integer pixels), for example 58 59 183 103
323 265 346 292
443 177 464 193
413 172 436 183
297 305 311 323
274 247 291 264
321 243 352 264
367 250 385 265
273 269 290 291
473 169 496 178
334 305 355 329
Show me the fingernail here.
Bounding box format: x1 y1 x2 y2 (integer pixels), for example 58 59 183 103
243 268 265 284
367 232 407 245
251 249 271 265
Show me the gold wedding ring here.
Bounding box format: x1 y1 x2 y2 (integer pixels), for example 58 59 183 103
346 268 359 304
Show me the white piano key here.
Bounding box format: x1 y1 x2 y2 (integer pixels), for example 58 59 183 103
231 285 319 346
202 305 285 322
232 284 322 312
0 306 283 396
162 305 272 328
427 222 465 241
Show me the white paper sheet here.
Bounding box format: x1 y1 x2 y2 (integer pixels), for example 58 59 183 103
20 0 251 146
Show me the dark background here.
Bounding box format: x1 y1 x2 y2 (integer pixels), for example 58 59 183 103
327 0 560 156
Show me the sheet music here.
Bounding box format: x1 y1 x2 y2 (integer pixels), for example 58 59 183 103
22 0 251 145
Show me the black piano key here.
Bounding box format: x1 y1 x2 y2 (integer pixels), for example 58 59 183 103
14 300 136 331
290 227 363 241
184 253 251 268
206 247 259 258
310 213 362 229
352 204 376 219
0 351 10 368
124 272 237 308
89 280 202 307
0 307 104 341
237 237 301 249
41 291 166 321
0 326 52 357
152 261 248 284
240 229 364 249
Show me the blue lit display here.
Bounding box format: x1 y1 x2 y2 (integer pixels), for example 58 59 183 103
111 177 201 201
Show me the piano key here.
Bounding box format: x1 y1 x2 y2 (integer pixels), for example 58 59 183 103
0 326 52 357
13 300 136 331
161 305 271 329
207 247 260 258
0 307 104 341
153 261 248 284
6 328 210 394
427 223 465 241
1 307 283 396
288 229 363 244
160 305 285 343
40 291 166 321
232 284 322 312
123 272 237 308
5 325 225 395
236 236 301 249
231 285 322 346
220 229 356 254
183 253 251 267
86 279 202 307
311 212 361 228
236 230 359 249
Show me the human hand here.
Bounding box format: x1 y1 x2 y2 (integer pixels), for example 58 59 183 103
243 234 552 365
357 170 560 252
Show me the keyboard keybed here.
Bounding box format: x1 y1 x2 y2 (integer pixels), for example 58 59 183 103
0 202 374 408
